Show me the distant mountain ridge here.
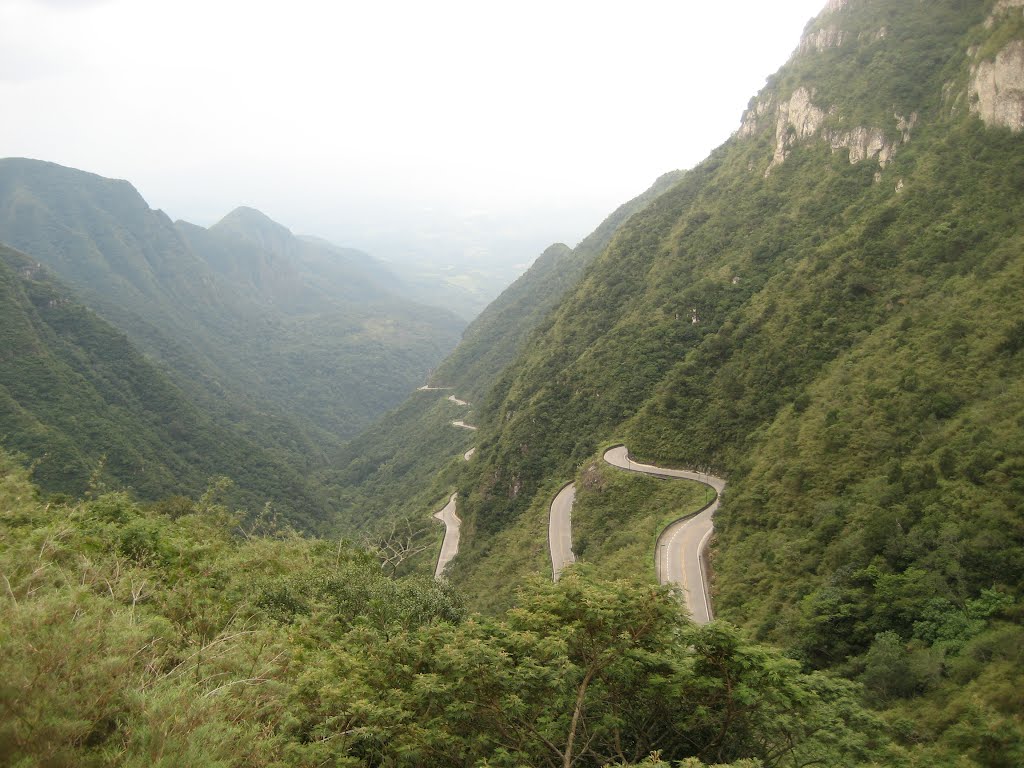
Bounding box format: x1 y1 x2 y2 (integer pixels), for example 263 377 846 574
183 205 403 312
0 157 465 448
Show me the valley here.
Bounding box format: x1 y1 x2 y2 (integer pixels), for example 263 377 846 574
1 0 1022 765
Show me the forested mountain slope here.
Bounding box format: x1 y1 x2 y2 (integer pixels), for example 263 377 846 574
415 0 1022 761
323 170 688 533
0 244 329 524
431 170 685 403
0 158 464 444
0 0 1021 763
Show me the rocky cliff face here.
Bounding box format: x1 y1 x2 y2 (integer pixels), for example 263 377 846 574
766 88 829 171
758 86 914 175
970 40 1024 130
798 26 846 53
740 0 1022 172
968 0 1024 131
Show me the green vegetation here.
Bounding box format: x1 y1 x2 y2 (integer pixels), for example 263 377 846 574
0 244 328 526
0 453 885 767
396 1 1024 762
431 170 685 403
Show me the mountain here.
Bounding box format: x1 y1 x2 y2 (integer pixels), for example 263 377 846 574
347 0 1023 761
0 158 465 446
0 1 1020 764
180 206 402 312
429 170 686 403
0 243 329 525
322 170 688 535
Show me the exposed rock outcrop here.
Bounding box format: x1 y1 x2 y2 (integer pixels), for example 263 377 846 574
824 112 917 168
766 88 829 172
799 27 846 53
970 40 1024 131
756 85 916 175
986 0 1024 28
896 112 918 143
827 126 893 166
738 95 774 138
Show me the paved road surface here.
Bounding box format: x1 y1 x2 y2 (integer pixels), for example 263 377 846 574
603 446 725 624
463 447 476 460
452 420 478 431
433 493 461 578
548 482 577 581
448 394 469 406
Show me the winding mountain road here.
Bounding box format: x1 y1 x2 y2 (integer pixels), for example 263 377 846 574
418 384 475 575
433 493 461 578
445 393 478 431
422 378 721 618
547 446 725 624
604 446 724 624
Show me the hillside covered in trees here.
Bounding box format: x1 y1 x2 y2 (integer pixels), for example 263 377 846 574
336 1 1024 762
1 0 1022 765
0 157 464 452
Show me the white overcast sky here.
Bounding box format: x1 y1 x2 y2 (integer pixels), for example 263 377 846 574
1 0 826 265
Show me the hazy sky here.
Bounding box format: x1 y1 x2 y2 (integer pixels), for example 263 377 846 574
1 0 826 272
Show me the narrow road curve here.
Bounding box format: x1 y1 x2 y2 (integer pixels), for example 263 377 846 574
433 493 461 579
603 445 725 624
548 482 577 581
418 385 474 570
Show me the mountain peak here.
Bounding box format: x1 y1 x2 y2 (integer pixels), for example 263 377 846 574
212 205 293 243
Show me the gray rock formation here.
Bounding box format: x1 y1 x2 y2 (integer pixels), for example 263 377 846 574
827 126 893 166
799 27 846 53
766 88 829 173
738 96 775 138
970 40 1024 132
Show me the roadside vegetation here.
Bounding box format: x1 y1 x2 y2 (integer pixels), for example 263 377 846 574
0 452 886 768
